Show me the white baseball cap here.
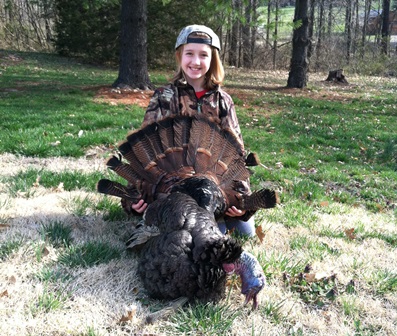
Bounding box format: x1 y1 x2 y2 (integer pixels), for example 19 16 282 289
175 25 221 50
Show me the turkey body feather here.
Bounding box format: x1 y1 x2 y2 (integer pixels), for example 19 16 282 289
135 192 242 302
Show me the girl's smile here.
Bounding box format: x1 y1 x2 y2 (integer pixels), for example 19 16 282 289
181 43 212 91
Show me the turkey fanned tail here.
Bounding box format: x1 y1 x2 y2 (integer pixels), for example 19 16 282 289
96 115 279 216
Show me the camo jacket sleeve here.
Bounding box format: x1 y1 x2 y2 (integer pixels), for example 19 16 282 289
141 84 180 127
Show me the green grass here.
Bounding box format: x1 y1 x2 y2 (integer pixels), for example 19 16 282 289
2 169 105 196
241 91 397 212
260 298 286 323
31 285 71 316
283 270 338 307
40 221 73 248
58 241 121 268
1 52 145 157
167 302 241 335
289 235 340 261
35 266 72 284
0 238 23 260
370 270 397 295
31 264 73 316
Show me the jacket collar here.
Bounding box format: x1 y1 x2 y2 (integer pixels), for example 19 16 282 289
174 78 219 93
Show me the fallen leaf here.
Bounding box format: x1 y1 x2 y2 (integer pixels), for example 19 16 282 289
226 275 241 289
33 176 41 187
375 203 384 212
275 162 284 169
344 228 356 240
319 201 329 207
54 182 64 192
41 246 50 257
255 225 266 243
0 290 8 298
226 227 236 235
118 306 137 323
303 273 316 282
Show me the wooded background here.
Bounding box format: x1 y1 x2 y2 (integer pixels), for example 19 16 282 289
0 0 396 76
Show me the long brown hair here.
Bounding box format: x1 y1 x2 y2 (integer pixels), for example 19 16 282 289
172 32 225 91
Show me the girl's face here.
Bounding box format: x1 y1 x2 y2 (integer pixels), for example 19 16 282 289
180 43 212 87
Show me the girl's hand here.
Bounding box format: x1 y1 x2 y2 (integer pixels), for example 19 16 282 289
225 206 246 217
132 199 148 214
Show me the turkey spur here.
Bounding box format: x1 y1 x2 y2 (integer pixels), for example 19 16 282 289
97 115 279 307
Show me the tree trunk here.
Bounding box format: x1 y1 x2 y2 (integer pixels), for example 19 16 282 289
250 0 258 67
353 0 360 55
229 0 240 67
113 0 153 90
266 1 271 47
287 0 310 88
315 0 325 70
345 0 352 64
327 1 333 38
272 0 279 70
325 69 349 84
361 0 372 58
242 0 251 68
381 0 390 54
307 0 315 62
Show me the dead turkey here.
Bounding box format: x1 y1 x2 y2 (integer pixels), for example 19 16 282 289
97 114 278 308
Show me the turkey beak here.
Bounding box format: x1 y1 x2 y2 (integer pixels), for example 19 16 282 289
243 286 262 309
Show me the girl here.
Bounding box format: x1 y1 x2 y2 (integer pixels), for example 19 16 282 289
131 24 255 236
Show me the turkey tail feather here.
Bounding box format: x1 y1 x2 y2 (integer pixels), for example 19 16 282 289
97 179 141 202
187 117 214 170
241 189 280 210
106 155 141 184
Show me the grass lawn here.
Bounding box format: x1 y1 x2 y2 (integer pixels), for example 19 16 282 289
0 50 396 335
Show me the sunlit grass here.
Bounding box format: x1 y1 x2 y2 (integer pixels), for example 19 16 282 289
0 238 24 260
167 302 241 335
58 241 121 268
40 221 73 248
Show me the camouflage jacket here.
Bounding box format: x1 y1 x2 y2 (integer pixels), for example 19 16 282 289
136 80 255 221
142 79 245 154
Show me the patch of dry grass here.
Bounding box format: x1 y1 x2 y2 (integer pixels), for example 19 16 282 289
0 154 396 335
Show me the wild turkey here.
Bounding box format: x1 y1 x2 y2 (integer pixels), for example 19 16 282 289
97 114 278 308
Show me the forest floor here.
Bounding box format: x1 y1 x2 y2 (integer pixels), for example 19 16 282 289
92 71 352 108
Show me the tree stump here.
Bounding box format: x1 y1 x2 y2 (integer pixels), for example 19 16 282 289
325 69 348 84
